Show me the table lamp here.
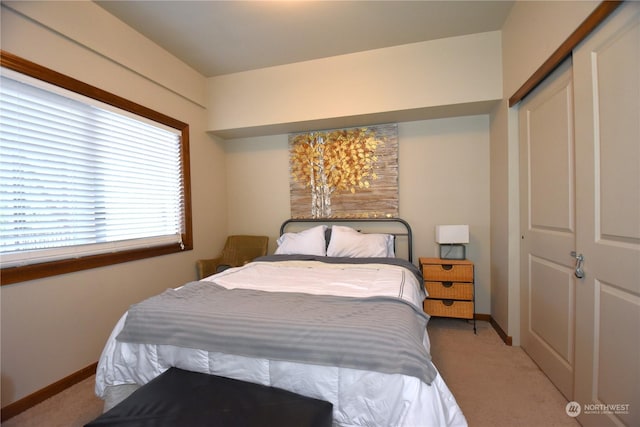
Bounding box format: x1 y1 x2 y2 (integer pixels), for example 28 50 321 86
435 225 469 260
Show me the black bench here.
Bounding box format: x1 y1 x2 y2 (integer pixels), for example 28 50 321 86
86 368 333 427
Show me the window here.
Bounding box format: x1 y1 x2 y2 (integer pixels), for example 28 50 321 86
0 51 192 284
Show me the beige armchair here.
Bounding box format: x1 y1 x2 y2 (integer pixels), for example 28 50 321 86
196 235 269 279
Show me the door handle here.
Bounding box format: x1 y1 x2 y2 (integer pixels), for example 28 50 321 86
570 251 585 279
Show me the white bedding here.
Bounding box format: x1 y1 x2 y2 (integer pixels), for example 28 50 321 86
95 260 467 427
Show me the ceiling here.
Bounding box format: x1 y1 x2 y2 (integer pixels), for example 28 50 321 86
95 1 514 78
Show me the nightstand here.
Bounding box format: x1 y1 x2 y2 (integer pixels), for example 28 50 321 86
419 257 476 333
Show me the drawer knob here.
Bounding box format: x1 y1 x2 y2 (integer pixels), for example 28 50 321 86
442 265 453 270
442 299 454 306
443 281 453 288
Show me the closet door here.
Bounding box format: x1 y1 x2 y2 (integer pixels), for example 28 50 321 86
519 59 576 400
573 3 640 426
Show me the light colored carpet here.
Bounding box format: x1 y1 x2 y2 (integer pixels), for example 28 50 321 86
3 319 578 426
2 375 102 427
428 318 578 427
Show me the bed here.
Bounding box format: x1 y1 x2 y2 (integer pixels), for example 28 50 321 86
95 218 467 427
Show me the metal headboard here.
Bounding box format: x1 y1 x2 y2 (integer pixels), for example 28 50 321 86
279 218 413 263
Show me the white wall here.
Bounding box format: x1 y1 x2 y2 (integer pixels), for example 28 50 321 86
207 31 502 137
224 116 491 315
0 2 228 407
491 0 601 343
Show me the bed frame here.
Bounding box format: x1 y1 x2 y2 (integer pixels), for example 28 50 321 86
279 218 413 263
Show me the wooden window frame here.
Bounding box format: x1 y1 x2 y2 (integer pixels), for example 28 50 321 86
0 51 193 285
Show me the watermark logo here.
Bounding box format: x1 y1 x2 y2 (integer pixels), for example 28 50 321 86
565 401 630 417
566 401 581 417
583 403 630 416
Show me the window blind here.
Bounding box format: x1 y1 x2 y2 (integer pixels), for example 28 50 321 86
0 72 185 268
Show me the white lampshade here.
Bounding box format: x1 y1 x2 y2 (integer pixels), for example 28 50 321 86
435 225 469 244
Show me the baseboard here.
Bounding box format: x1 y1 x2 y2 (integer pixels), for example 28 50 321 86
474 313 491 322
470 313 512 346
489 316 513 346
1 361 98 422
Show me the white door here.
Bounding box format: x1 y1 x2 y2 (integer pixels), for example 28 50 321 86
572 3 640 426
519 59 576 400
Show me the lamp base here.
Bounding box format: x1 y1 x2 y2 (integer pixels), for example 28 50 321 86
439 244 466 260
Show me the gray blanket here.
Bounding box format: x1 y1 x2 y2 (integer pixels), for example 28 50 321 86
117 281 436 385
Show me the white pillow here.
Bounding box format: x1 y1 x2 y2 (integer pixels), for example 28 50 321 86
326 225 395 258
275 225 327 256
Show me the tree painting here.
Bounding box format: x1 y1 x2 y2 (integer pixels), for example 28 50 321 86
289 124 398 219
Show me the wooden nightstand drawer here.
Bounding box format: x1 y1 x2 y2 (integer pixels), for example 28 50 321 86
423 299 474 319
425 281 473 300
422 263 473 282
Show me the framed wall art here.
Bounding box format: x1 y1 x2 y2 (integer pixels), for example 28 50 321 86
289 123 398 219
